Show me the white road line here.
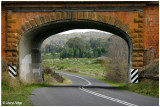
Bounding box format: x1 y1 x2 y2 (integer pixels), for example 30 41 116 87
56 71 92 86
79 87 138 106
56 71 138 106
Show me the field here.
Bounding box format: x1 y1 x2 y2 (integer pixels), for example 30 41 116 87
42 58 107 77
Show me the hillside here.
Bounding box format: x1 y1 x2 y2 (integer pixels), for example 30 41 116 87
42 31 112 48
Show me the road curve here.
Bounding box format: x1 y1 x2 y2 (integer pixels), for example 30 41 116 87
30 71 159 106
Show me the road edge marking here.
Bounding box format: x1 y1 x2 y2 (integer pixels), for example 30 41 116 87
56 71 92 86
79 87 138 106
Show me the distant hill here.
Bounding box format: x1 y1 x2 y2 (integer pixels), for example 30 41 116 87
42 31 113 48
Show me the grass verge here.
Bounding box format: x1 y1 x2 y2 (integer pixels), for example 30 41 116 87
2 72 72 106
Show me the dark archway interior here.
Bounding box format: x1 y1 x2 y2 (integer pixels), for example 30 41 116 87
19 20 132 83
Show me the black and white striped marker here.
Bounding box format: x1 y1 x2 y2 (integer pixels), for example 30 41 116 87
9 65 17 79
131 69 138 83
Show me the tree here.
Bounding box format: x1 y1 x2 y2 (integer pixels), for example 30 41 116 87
51 50 55 56
66 37 88 50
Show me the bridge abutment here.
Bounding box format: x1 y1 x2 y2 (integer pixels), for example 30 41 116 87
2 1 159 84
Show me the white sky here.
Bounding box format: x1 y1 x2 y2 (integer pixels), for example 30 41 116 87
58 29 111 35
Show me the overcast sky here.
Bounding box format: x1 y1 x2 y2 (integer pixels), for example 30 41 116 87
59 29 111 35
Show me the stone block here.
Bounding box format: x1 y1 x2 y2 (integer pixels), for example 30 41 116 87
7 23 12 28
77 12 84 19
25 21 32 29
71 12 78 20
21 25 27 32
83 12 89 20
7 57 14 62
138 23 144 28
18 28 23 35
49 13 56 21
40 16 46 24
133 52 144 57
7 38 18 43
122 24 129 31
107 16 116 25
7 28 18 33
130 33 138 38
7 33 16 38
134 18 144 23
29 19 37 27
138 12 144 18
13 52 18 57
6 47 17 51
7 43 17 47
133 57 143 62
7 13 13 19
34 16 42 25
56 12 62 20
132 38 144 43
134 28 143 33
132 62 138 67
7 19 16 23
7 52 12 57
45 14 51 22
127 29 134 34
137 62 143 67
13 62 17 65
138 33 143 38
88 12 95 20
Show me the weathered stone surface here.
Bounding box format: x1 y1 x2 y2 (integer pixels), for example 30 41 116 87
7 52 12 57
29 19 37 27
34 16 42 25
7 28 18 33
7 19 16 23
25 21 32 29
138 12 144 18
130 33 139 38
134 28 143 33
7 38 18 43
133 57 143 62
134 18 144 23
40 16 46 24
45 14 51 22
138 23 144 28
49 13 56 21
21 25 27 32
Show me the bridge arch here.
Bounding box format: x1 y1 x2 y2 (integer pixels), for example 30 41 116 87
17 13 133 83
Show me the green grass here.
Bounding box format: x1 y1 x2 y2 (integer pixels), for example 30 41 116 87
42 58 107 77
2 82 49 106
2 71 72 106
123 80 159 98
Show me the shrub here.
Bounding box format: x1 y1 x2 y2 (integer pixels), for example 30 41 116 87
105 59 127 83
42 66 64 83
57 65 65 70
42 66 52 74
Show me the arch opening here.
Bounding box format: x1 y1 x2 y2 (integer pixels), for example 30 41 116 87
19 20 132 84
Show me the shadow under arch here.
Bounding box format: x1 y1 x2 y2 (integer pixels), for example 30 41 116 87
19 19 133 84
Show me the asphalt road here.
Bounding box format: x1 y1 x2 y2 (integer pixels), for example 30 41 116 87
30 71 159 106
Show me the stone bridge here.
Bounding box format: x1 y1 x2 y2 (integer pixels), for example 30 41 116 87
1 1 159 83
